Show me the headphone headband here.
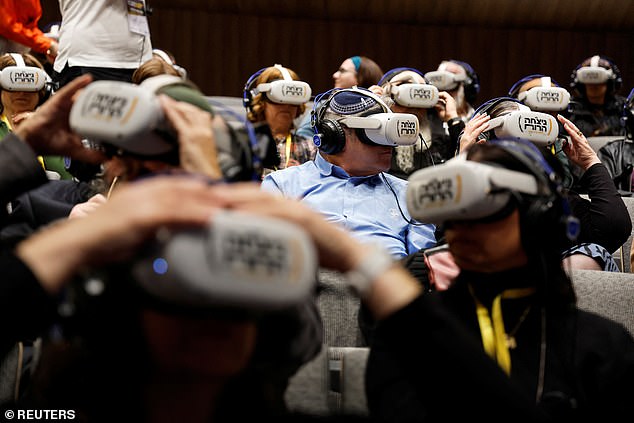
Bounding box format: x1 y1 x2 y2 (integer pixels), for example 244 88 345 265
378 67 426 87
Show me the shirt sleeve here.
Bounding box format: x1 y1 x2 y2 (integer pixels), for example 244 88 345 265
0 0 52 53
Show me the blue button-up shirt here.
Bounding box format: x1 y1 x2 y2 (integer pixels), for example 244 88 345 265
261 153 436 258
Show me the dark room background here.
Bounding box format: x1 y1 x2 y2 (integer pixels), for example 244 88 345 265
40 0 634 107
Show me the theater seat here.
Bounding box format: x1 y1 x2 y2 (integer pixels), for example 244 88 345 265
286 269 634 416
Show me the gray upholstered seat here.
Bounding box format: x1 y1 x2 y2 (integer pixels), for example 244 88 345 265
287 268 634 416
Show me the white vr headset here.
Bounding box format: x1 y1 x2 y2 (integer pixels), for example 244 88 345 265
133 210 317 311
390 83 439 108
253 64 311 105
340 112 419 146
0 53 48 92
517 77 570 112
406 154 539 224
424 70 468 92
575 55 615 85
518 87 570 112
575 66 614 85
485 109 558 146
69 75 198 156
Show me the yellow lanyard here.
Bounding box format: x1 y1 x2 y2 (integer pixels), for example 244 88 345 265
1 114 12 131
469 286 536 376
284 134 292 168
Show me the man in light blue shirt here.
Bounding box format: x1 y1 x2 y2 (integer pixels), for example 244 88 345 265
262 87 436 258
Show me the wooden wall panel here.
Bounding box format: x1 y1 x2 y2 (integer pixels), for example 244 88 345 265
39 0 634 108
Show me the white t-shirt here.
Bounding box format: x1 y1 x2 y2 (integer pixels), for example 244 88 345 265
54 0 152 72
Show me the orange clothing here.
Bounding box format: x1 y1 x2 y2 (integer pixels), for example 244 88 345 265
0 0 52 53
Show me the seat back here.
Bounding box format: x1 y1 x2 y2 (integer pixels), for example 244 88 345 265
587 136 624 153
571 269 634 335
285 345 370 416
317 269 366 347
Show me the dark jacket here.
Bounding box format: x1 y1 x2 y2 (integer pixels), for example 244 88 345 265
597 138 634 192
367 266 634 422
567 95 626 137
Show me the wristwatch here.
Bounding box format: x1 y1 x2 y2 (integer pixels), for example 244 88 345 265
447 117 463 127
345 244 395 298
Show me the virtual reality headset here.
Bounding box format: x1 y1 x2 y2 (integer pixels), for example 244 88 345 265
340 112 419 146
70 75 209 157
133 210 317 312
485 109 558 146
575 66 614 85
0 65 47 92
518 86 570 112
424 70 468 92
390 83 439 108
255 79 311 105
406 155 539 224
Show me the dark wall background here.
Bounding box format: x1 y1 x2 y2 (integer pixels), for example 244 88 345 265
40 0 634 107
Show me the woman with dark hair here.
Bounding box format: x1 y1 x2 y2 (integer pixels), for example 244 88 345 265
332 55 384 89
296 56 384 139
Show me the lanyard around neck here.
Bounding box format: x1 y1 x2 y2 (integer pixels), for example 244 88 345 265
284 133 292 168
469 285 536 376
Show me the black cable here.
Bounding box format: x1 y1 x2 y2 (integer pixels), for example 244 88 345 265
419 133 436 167
380 173 426 226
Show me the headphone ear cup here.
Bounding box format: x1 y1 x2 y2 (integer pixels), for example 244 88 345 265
315 119 346 155
521 193 576 253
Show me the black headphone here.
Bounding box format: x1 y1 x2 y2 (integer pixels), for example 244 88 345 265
242 67 268 113
487 138 579 251
448 60 480 105
469 96 525 142
310 87 390 155
570 55 623 97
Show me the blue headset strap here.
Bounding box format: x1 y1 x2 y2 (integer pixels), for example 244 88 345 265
488 138 579 240
242 67 268 109
508 74 561 98
378 67 426 86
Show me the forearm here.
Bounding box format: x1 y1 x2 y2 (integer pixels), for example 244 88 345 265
14 217 117 295
574 163 631 251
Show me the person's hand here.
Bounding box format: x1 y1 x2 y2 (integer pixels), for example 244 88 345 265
557 114 601 170
206 183 368 272
159 95 222 180
14 74 106 165
46 40 58 64
368 85 383 97
68 193 108 219
11 111 33 127
459 113 490 153
16 176 224 294
206 183 422 318
435 91 458 121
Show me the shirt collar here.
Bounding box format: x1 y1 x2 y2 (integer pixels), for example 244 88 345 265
314 151 382 184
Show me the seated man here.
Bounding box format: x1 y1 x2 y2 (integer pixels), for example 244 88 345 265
261 87 436 259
